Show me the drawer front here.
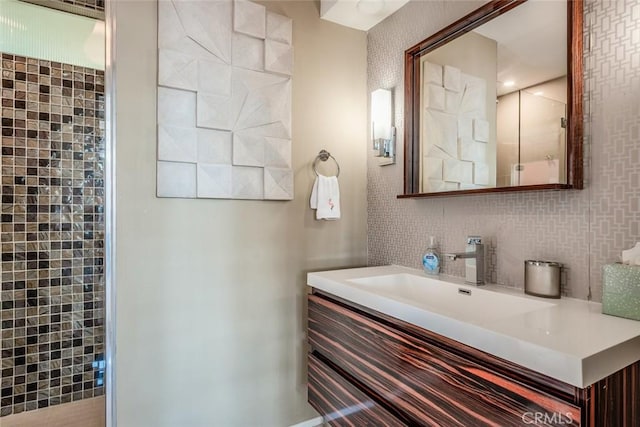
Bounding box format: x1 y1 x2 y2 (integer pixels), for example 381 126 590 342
585 360 640 427
309 294 582 427
308 353 407 427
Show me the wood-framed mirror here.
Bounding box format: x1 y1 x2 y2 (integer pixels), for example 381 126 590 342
402 0 583 198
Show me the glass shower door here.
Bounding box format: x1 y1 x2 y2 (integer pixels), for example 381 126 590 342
0 1 107 424
517 91 567 185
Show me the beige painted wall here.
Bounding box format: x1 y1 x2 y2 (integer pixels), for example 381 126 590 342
114 1 367 426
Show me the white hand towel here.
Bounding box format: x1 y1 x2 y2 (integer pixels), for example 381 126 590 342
311 174 340 220
310 177 319 209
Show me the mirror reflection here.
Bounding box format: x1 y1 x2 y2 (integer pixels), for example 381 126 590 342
417 0 569 193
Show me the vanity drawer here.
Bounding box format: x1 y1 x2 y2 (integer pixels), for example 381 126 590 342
308 353 407 426
308 293 582 427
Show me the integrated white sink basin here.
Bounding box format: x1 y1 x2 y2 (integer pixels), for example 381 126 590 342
347 273 555 323
307 265 640 387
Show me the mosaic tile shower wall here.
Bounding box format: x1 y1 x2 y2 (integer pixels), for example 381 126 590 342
367 0 640 301
0 53 105 417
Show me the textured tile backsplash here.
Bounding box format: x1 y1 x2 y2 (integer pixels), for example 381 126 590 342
367 0 640 301
0 54 105 417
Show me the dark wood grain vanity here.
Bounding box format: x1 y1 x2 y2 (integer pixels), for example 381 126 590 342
307 290 640 427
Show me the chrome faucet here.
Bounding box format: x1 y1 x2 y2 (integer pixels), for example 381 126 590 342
444 236 485 285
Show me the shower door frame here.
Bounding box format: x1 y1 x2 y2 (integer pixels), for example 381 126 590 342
104 0 116 426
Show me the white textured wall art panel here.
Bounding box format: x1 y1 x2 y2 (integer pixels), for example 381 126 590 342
266 11 292 45
443 65 461 92
197 92 233 130
233 131 265 167
265 40 293 75
460 74 487 118
159 1 227 60
474 162 489 186
423 157 443 181
427 180 459 192
158 87 196 127
157 0 294 200
232 69 291 134
421 62 489 189
158 124 198 162
264 137 292 168
264 167 294 200
197 164 233 198
444 89 461 114
198 59 232 96
443 159 473 184
424 109 457 158
473 118 489 142
458 117 472 140
157 161 197 198
459 138 487 163
423 61 442 85
174 0 233 62
158 49 198 91
234 0 266 39
232 33 265 71
197 129 232 164
233 166 264 199
423 83 445 110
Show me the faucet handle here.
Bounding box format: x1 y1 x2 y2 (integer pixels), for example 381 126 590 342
467 236 482 245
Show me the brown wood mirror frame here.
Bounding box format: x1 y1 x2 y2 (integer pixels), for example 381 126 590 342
401 0 583 198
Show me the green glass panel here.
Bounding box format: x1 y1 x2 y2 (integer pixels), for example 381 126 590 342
0 0 104 69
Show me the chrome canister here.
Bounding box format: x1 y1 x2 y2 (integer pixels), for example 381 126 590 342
524 260 561 299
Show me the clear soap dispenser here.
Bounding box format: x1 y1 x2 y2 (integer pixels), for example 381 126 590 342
422 236 440 275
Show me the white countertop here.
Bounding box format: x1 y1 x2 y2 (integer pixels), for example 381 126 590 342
307 265 640 388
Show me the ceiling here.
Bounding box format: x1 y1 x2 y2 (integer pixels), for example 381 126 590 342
473 0 567 96
320 0 410 31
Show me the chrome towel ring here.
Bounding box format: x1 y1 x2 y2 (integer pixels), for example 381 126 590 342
313 149 340 177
